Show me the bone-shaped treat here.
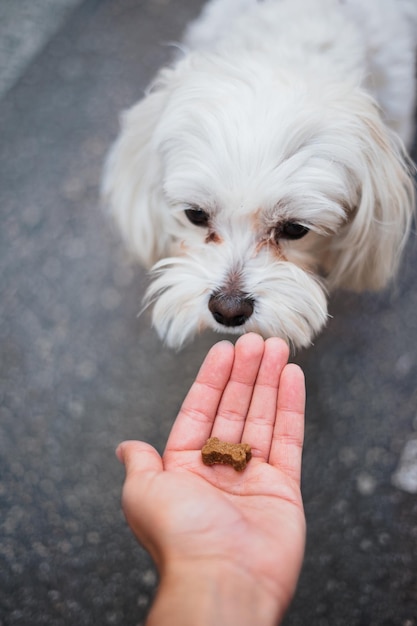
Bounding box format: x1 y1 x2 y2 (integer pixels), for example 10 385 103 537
201 437 252 471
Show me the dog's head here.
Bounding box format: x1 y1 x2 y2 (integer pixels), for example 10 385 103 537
102 55 414 349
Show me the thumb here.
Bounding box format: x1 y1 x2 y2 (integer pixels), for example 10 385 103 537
116 440 163 476
116 441 164 563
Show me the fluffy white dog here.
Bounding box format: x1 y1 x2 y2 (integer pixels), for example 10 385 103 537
103 0 416 349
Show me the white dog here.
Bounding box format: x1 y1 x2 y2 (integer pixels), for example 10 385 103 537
103 0 416 349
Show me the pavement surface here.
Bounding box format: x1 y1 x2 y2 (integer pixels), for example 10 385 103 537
1 1 416 624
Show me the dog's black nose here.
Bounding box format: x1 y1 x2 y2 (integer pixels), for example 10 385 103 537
208 292 254 327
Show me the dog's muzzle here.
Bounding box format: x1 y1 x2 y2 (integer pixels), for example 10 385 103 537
208 291 254 327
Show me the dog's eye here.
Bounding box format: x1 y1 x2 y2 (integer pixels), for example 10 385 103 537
184 207 210 227
275 222 310 241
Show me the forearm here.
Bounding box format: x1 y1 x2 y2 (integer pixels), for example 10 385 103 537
146 561 286 626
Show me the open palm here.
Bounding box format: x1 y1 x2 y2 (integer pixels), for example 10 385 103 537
118 333 306 619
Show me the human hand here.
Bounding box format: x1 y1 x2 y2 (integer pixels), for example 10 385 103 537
117 333 306 625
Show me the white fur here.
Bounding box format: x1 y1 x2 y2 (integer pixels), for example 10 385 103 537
102 0 416 349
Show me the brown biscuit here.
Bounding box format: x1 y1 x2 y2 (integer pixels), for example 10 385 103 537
201 437 252 471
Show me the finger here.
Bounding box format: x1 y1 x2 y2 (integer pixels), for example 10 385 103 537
210 333 265 443
165 340 235 453
116 440 163 475
241 337 290 460
269 364 305 485
116 441 164 564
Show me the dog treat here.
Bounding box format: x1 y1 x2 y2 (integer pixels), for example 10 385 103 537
201 437 252 471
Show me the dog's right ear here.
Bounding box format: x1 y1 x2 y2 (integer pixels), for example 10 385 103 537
102 77 172 268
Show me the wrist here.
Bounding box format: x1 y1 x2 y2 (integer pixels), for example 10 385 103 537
146 559 286 626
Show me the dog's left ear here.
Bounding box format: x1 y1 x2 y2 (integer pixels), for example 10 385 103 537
326 95 415 292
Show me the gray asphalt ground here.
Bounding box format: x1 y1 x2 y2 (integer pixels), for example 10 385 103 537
1 1 417 624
